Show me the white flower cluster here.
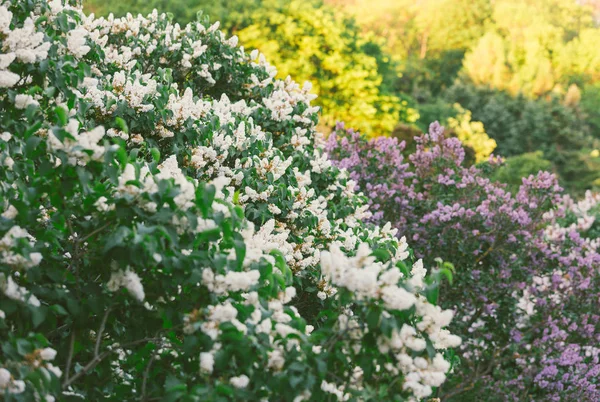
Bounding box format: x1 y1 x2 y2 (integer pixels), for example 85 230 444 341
321 380 350 401
34 347 62 378
47 119 107 166
14 94 39 109
319 241 461 400
202 268 260 294
515 268 573 328
242 220 294 266
66 28 91 58
0 347 60 397
374 321 457 401
414 297 462 349
0 274 40 307
107 265 145 302
0 4 50 88
0 367 24 394
114 155 198 214
320 242 418 309
192 285 304 377
545 190 600 253
80 71 159 117
0 225 42 269
229 374 249 389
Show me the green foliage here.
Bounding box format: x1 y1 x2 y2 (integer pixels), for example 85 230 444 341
581 83 600 135
445 82 599 193
414 99 458 132
446 104 496 162
398 49 466 100
333 0 600 190
492 151 554 189
328 0 492 60
328 0 491 101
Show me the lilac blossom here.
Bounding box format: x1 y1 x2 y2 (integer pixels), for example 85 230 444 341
328 121 600 401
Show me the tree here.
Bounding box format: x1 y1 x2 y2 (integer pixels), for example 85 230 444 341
236 1 417 135
445 82 598 193
492 151 554 190
460 0 600 97
327 0 492 59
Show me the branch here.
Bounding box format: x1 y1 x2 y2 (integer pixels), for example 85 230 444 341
62 337 159 389
62 349 112 389
473 245 494 266
63 307 111 389
140 351 158 401
79 222 112 243
442 380 478 400
63 331 76 385
95 308 112 357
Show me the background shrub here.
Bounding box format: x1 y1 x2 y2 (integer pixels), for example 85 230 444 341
328 122 600 400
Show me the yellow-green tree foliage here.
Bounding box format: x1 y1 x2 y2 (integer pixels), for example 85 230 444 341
462 32 509 89
327 0 492 60
462 0 600 97
236 1 415 135
332 0 600 99
446 104 496 162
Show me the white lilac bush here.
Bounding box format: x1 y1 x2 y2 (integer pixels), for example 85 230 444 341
0 1 460 400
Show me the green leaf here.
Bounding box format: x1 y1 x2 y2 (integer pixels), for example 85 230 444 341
163 375 187 402
55 106 68 126
216 384 234 396
16 338 33 356
115 146 128 168
25 136 43 156
66 298 81 317
439 267 454 285
372 248 391 262
50 304 68 316
233 238 246 271
104 226 131 252
151 147 161 162
289 373 304 388
35 15 48 26
366 308 381 329
426 285 439 305
30 305 48 328
115 117 129 134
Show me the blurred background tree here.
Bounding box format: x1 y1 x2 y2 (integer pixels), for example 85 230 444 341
491 151 554 191
230 1 418 135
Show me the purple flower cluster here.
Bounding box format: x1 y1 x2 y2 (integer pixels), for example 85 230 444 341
327 122 600 400
325 122 414 224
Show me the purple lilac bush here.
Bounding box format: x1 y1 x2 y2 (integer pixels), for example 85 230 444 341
327 122 600 401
